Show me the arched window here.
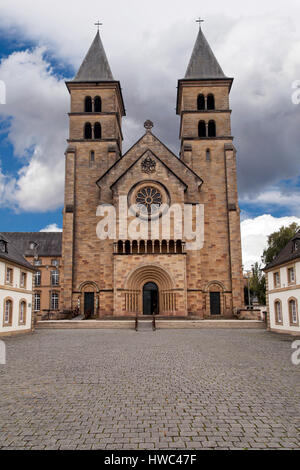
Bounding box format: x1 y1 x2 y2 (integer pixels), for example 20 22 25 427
94 96 102 112
84 96 92 112
274 301 282 324
207 94 215 110
198 120 206 137
4 299 12 325
84 123 92 139
176 240 182 254
206 148 211 161
19 301 26 324
169 240 175 254
208 120 216 137
197 94 205 110
289 299 298 325
94 122 102 139
139 240 145 254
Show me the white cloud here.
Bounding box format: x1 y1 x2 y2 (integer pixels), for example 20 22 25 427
0 47 68 212
0 1 299 214
241 214 300 270
40 223 62 232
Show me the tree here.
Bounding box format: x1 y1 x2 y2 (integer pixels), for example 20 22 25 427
262 222 299 265
249 262 266 305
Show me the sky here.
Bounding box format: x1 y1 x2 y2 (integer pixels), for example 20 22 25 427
0 0 299 269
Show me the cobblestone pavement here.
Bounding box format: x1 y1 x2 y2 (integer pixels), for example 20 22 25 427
0 329 299 450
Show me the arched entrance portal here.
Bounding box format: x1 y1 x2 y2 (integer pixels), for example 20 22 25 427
124 264 179 316
78 281 100 318
143 282 159 316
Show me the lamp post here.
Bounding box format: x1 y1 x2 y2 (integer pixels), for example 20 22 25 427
247 269 252 309
250 264 255 309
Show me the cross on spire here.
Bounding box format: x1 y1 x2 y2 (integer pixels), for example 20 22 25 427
196 17 204 29
94 21 103 32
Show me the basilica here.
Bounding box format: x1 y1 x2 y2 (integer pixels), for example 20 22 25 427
61 26 244 318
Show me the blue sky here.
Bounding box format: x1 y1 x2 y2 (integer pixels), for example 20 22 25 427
0 0 300 266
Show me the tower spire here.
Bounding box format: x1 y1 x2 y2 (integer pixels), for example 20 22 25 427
185 25 226 79
73 30 114 82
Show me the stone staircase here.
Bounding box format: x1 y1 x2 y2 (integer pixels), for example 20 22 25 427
36 318 265 330
136 320 154 332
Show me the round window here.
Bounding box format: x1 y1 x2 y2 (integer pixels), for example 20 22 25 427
128 181 170 219
136 187 162 215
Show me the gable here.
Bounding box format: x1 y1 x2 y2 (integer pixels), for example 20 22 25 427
96 131 203 202
111 149 187 192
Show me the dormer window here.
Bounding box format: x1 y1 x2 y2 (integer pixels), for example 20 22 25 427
0 239 7 253
294 239 300 251
29 241 37 250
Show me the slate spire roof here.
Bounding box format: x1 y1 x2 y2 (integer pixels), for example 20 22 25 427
73 31 114 82
185 27 226 79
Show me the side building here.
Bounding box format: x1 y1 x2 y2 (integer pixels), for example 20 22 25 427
265 230 300 335
0 233 35 336
2 233 62 322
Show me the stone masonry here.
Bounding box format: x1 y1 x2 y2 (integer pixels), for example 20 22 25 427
0 329 299 450
60 28 244 318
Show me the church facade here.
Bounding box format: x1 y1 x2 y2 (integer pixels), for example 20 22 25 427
61 27 244 318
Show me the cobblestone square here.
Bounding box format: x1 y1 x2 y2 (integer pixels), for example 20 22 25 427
0 329 299 450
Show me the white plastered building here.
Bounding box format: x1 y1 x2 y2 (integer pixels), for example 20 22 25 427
0 233 34 336
265 230 300 336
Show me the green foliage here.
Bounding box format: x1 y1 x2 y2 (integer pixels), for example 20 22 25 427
262 222 299 265
249 262 266 305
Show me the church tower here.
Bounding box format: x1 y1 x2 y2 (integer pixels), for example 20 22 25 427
177 25 244 313
61 31 125 313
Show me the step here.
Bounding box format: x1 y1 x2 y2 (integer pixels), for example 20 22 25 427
137 320 154 331
36 319 265 330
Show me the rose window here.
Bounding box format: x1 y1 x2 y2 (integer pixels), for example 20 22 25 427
136 187 162 214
